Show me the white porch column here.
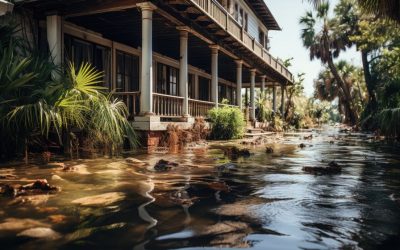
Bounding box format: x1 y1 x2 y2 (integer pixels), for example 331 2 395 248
46 15 62 68
210 45 219 107
281 84 285 118
250 69 256 121
177 26 190 117
272 83 277 113
138 2 157 116
260 75 266 95
235 60 243 109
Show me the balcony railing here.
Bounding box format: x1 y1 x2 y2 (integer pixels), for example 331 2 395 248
114 92 240 119
113 92 140 117
190 0 293 82
189 99 215 117
153 93 184 117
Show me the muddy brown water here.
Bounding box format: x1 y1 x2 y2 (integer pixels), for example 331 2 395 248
0 127 400 250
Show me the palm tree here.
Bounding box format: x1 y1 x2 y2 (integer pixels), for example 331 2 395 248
0 22 136 160
300 2 358 124
314 61 366 122
309 0 400 22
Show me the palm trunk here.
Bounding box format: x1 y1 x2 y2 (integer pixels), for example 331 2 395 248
327 57 357 125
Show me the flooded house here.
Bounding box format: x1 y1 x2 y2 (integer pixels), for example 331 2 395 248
9 0 293 145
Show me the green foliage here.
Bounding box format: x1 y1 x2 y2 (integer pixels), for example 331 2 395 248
0 21 136 159
208 101 245 140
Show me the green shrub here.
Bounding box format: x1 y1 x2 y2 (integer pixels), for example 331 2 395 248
208 103 245 140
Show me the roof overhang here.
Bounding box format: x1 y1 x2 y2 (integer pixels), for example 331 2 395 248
0 0 13 16
244 0 280 31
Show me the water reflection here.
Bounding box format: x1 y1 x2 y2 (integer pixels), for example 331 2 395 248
0 127 400 249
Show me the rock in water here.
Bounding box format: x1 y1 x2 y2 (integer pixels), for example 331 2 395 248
1 179 60 197
302 161 342 175
17 227 61 240
154 159 179 172
266 147 274 154
62 164 90 175
216 163 237 171
71 192 125 206
224 146 251 159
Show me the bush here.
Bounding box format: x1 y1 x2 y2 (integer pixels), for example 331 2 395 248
208 104 245 140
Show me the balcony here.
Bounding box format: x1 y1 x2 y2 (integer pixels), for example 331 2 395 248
189 0 293 83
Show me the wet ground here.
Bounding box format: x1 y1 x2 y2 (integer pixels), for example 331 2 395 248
0 126 400 250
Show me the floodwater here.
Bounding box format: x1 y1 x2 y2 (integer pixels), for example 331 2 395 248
0 127 400 250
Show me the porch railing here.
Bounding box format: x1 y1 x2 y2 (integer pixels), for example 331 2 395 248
189 99 215 117
153 93 184 117
189 0 293 82
113 92 140 117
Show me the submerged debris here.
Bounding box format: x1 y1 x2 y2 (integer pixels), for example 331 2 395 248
208 181 231 192
265 147 274 154
223 146 251 159
302 161 342 175
216 163 237 171
0 179 60 197
154 159 179 172
304 134 313 140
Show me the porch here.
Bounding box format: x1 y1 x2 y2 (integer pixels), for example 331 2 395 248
30 0 292 131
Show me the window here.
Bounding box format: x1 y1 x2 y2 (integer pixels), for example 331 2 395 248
259 29 265 47
156 63 179 96
234 3 239 21
226 86 232 103
188 73 196 99
116 51 139 92
198 76 210 101
218 83 227 103
64 35 111 89
239 8 243 26
244 13 248 32
265 34 269 50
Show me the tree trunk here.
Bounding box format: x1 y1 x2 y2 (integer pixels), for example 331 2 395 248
361 50 376 104
327 57 357 125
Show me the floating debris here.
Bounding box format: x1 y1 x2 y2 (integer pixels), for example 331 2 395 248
303 161 342 175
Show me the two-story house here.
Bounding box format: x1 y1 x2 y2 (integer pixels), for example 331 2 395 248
13 0 293 145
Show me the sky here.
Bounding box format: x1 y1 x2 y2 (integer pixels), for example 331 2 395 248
265 0 361 96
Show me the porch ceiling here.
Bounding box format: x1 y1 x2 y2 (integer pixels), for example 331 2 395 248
66 9 258 84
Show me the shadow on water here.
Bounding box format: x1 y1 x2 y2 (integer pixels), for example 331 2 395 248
0 126 400 249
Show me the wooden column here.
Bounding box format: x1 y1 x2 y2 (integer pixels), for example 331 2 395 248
250 69 256 121
210 45 219 107
138 2 157 115
177 26 190 117
46 15 62 76
281 84 285 117
235 60 243 109
272 83 277 113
